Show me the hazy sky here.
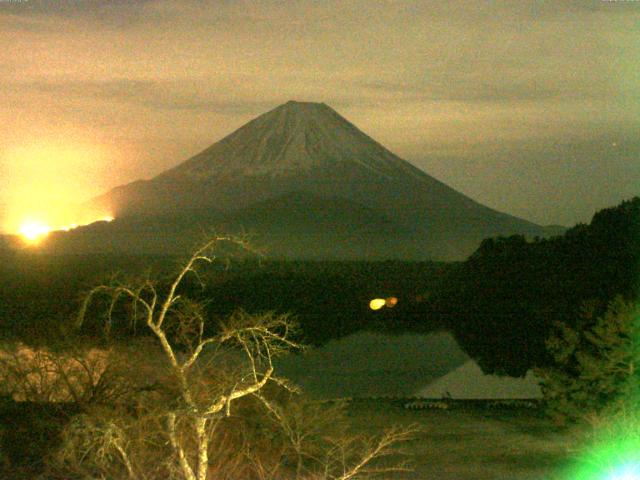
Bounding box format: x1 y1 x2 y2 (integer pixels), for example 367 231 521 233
1 0 638 231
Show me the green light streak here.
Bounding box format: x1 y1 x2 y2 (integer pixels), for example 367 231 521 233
561 405 640 479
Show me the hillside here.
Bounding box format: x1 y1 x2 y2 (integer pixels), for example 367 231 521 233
434 196 640 375
40 101 562 260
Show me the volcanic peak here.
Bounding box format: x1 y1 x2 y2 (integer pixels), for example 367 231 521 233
81 100 562 259
156 100 418 182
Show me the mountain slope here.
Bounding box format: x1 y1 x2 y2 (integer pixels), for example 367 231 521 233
80 101 560 260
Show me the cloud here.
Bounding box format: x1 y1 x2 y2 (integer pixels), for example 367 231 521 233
358 77 606 105
1 0 638 227
0 0 153 17
12 78 303 116
0 0 156 31
409 132 640 226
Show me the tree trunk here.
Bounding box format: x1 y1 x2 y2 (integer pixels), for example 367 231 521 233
167 413 196 480
196 416 209 480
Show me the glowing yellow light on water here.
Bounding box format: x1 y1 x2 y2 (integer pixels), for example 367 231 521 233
369 298 386 311
19 221 51 243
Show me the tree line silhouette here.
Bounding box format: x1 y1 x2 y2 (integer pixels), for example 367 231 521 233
434 197 639 375
0 197 637 377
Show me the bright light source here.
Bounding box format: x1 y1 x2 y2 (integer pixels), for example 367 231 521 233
607 462 640 479
19 221 51 243
16 214 114 244
369 298 386 311
369 297 399 310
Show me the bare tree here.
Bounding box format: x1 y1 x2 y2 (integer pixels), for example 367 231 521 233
74 237 298 480
251 397 416 480
62 236 417 480
0 340 133 407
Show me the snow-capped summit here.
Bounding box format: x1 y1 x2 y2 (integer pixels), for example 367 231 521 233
157 100 423 180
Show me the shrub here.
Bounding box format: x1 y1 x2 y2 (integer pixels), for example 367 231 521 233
536 296 640 426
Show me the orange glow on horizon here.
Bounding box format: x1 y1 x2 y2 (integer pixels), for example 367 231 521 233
1 138 117 236
19 221 51 243
16 215 115 246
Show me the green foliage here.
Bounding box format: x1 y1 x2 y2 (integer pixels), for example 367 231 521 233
536 296 640 425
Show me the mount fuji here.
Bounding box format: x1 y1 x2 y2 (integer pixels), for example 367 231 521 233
51 101 561 260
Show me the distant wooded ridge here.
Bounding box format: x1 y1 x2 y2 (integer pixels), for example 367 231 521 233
0 197 637 377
